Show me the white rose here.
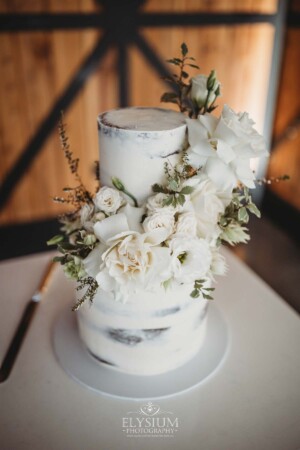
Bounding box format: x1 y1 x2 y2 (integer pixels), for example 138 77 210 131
186 105 268 191
188 175 228 241
175 212 197 237
92 213 171 300
143 211 175 238
168 236 212 284
94 186 123 214
98 233 171 300
147 192 193 215
190 73 220 108
146 193 174 214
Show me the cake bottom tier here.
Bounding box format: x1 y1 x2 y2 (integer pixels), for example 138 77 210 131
77 286 208 376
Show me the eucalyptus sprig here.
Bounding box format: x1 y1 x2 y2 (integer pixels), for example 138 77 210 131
152 162 194 208
190 279 215 300
161 43 199 116
161 43 221 118
218 186 260 245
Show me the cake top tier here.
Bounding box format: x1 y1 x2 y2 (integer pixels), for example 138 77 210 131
98 107 186 132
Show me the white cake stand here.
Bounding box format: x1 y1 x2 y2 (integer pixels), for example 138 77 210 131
52 303 229 400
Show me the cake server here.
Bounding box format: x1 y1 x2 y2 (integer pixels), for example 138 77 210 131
0 260 57 383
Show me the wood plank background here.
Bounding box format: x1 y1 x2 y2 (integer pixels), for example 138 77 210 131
0 0 289 225
268 0 300 210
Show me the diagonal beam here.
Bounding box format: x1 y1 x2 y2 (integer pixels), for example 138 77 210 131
0 32 112 211
133 31 175 86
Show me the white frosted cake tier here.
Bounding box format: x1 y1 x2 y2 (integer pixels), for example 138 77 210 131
97 107 187 203
77 285 208 375
76 107 207 376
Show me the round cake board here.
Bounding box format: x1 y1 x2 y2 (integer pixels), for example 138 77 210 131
53 303 229 400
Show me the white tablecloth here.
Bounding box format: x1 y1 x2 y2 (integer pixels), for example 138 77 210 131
0 249 299 450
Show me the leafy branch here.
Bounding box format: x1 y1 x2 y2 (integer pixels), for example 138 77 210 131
152 162 194 208
73 277 99 311
218 186 260 245
161 43 198 115
190 279 215 300
256 174 290 186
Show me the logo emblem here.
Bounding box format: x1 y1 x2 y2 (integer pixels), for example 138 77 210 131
139 402 160 416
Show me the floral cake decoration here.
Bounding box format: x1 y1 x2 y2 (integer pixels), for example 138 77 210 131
48 43 288 310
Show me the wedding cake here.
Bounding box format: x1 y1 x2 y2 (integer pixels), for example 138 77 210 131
76 108 208 375
49 44 268 379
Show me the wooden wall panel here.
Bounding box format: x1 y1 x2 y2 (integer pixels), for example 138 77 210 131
142 0 277 13
0 0 98 13
0 0 278 224
131 24 274 134
268 22 300 210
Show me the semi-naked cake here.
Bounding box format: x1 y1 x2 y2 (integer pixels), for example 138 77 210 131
50 53 267 379
76 107 209 375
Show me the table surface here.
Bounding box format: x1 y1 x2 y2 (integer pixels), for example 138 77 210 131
0 249 299 450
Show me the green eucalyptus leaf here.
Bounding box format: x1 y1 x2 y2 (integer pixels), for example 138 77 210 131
187 63 200 69
160 92 178 102
162 195 173 207
238 207 249 223
169 179 179 191
152 183 165 193
178 194 185 206
180 186 194 195
47 235 64 246
190 289 200 298
181 42 188 56
247 203 261 218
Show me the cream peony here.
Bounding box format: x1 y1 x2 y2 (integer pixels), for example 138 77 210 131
168 236 212 284
94 186 123 214
186 105 268 191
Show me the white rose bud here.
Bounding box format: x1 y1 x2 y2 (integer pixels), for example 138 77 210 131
93 211 106 223
190 72 220 109
94 186 123 214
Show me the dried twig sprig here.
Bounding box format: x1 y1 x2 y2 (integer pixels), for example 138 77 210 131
256 174 290 185
57 113 93 207
73 277 99 311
